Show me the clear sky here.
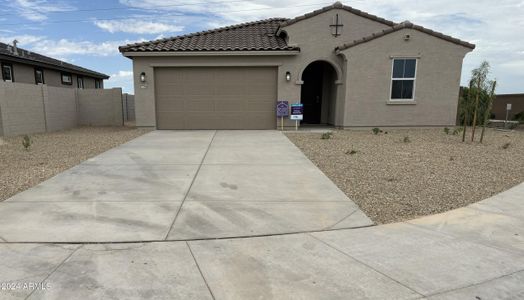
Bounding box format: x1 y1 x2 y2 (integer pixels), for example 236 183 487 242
0 0 522 94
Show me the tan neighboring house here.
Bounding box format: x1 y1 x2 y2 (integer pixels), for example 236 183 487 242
119 2 475 129
1 41 109 89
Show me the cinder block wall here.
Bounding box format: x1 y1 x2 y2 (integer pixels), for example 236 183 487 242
0 82 47 136
45 86 78 132
122 93 135 121
78 88 123 126
0 82 124 136
0 104 3 136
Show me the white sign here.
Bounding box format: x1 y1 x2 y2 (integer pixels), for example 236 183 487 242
290 114 303 120
507 103 512 110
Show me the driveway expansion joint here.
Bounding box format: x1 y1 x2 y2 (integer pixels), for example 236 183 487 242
308 233 426 298
186 242 216 300
163 130 218 240
23 245 83 300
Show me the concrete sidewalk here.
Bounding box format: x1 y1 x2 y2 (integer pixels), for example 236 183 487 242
0 130 371 243
1 183 522 299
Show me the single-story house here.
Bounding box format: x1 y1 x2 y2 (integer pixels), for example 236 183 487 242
1 41 108 89
492 94 524 121
119 2 475 129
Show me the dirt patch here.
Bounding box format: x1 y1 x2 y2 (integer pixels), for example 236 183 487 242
286 128 524 224
0 126 150 202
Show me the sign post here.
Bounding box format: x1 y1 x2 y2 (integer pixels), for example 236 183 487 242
276 101 289 131
505 103 512 128
290 103 304 131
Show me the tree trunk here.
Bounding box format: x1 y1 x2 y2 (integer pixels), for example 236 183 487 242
471 77 481 142
480 81 497 143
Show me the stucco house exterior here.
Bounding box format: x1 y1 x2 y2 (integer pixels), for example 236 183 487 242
1 41 108 89
119 2 475 129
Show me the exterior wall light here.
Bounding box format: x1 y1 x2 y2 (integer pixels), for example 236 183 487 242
139 72 146 83
285 71 291 81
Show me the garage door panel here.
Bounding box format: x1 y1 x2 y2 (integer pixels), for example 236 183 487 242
155 67 276 130
156 97 185 112
156 111 186 129
246 101 274 112
186 100 216 112
214 96 247 112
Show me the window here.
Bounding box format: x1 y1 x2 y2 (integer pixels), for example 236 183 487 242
61 72 72 85
77 76 84 89
390 58 417 100
95 79 102 89
34 68 45 84
2 63 14 82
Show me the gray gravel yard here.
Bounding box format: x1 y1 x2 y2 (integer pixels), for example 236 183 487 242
286 128 524 224
0 126 150 202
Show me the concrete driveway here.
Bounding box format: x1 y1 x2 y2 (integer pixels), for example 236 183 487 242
1 183 522 299
0 130 372 243
1 131 523 299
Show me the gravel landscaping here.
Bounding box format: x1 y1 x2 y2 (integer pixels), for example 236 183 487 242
286 128 524 224
0 126 150 202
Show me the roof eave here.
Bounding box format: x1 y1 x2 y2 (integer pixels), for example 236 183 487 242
336 22 475 52
0 53 109 79
121 50 300 57
280 2 396 29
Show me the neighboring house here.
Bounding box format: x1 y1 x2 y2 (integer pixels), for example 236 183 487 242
119 2 475 129
491 94 524 121
0 41 108 89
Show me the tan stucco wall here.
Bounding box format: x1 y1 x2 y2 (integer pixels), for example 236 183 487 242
130 9 392 128
131 55 294 127
340 28 472 127
1 61 103 89
128 9 471 128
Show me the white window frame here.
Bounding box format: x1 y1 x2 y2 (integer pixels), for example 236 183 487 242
61 72 72 85
389 58 418 101
77 76 84 89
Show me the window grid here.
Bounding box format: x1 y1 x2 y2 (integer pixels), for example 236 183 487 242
390 59 417 101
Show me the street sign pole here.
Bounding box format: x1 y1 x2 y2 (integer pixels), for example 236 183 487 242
505 103 512 128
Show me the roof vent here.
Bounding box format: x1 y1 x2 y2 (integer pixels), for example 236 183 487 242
12 40 19 56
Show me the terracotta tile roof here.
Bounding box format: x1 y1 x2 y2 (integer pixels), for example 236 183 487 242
336 21 476 51
0 42 109 79
119 18 298 53
279 1 396 28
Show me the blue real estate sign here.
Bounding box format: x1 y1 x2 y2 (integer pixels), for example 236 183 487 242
276 101 289 117
290 103 303 120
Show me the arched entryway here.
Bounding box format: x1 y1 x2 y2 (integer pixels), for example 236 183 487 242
300 61 338 125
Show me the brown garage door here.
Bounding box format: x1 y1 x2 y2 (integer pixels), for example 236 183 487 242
155 67 277 129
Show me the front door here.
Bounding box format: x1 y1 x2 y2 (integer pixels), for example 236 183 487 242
301 63 324 124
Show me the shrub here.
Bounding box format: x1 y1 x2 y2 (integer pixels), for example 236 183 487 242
452 128 463 135
22 135 32 150
514 111 524 124
321 132 333 140
443 127 450 135
502 142 511 149
403 136 411 143
372 128 381 135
